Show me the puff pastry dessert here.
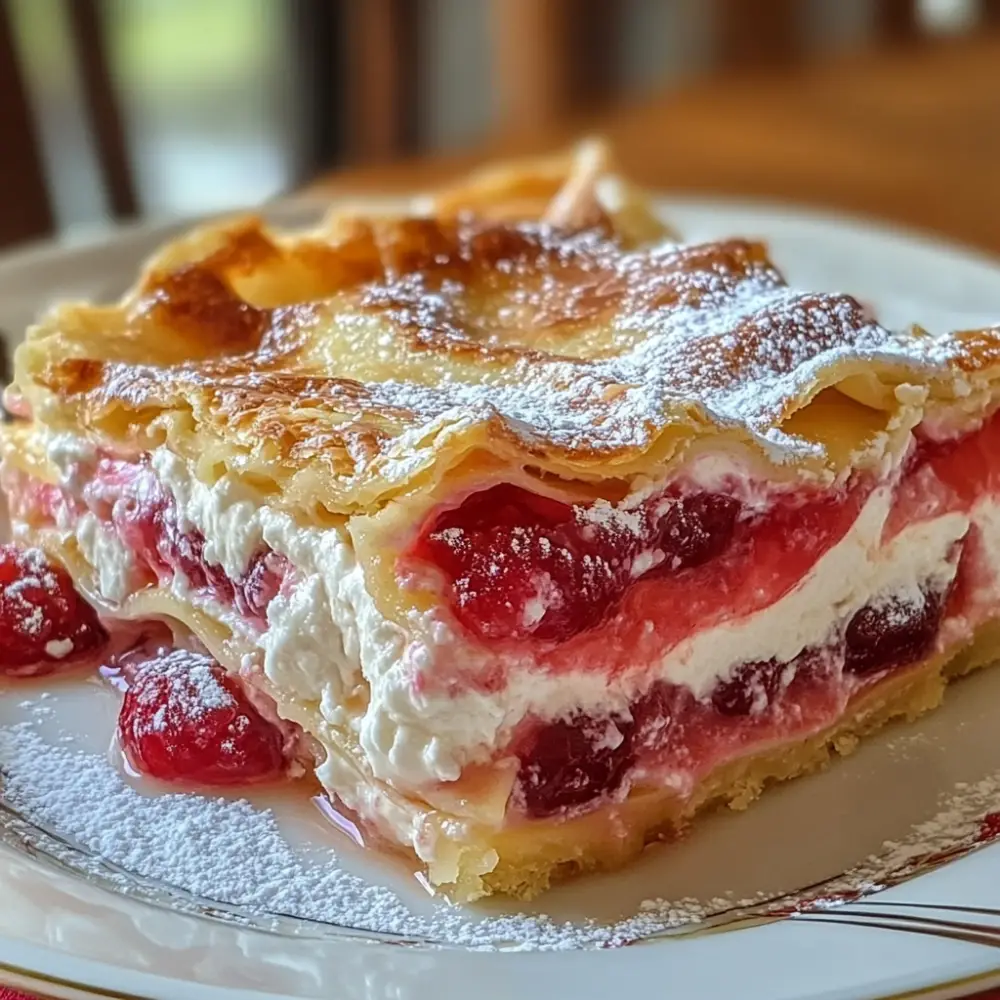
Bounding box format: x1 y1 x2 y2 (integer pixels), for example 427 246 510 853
4 141 1000 901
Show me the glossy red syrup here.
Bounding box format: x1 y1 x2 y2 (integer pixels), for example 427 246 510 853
413 480 866 648
918 410 1000 507
412 484 740 643
117 648 288 786
886 409 1000 537
0 544 107 677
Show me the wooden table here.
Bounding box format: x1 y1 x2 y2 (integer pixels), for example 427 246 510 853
313 34 1000 257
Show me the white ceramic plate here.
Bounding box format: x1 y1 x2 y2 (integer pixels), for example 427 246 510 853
3 200 1000 1000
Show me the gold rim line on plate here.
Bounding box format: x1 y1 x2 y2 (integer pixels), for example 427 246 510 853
3 953 1000 1000
7 786 1000 950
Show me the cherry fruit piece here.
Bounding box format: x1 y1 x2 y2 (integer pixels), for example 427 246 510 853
650 493 741 575
515 713 635 817
235 551 288 621
106 461 284 620
711 658 785 717
118 649 287 785
0 544 107 676
844 588 943 676
415 484 740 644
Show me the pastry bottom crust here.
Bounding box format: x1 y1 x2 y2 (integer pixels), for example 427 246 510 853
476 622 1000 899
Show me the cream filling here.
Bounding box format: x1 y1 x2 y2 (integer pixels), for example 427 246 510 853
966 497 1000 603
22 439 986 796
361 487 968 786
664 491 964 698
70 512 137 604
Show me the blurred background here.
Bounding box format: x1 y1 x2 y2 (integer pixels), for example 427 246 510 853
2 0 999 250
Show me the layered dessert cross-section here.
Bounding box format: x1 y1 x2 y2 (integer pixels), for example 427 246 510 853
4 146 1000 900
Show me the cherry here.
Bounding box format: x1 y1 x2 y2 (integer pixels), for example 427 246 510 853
162 519 237 602
630 681 677 753
711 658 785 717
118 648 287 785
107 465 172 582
650 493 741 575
413 483 740 644
236 551 288 620
844 587 943 676
0 544 107 676
515 712 635 817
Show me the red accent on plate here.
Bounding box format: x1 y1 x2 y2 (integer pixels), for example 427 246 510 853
977 812 1000 843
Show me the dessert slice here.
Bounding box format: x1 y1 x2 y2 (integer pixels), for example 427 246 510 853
3 145 1000 902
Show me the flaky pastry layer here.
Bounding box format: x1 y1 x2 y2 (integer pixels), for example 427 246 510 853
7 141 1000 532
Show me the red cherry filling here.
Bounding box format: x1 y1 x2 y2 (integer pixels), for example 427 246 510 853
711 658 787 717
100 459 286 624
413 483 740 643
515 713 635 817
648 492 741 575
844 586 944 676
0 544 107 677
117 648 287 785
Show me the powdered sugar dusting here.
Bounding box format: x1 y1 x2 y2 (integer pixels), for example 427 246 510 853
868 585 926 629
60 225 991 495
767 772 1000 916
0 544 107 671
132 649 235 734
4 708 1000 949
44 638 74 659
365 271 894 456
1 547 60 639
0 722 750 948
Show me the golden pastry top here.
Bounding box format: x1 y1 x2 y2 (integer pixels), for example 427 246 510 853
6 141 1000 518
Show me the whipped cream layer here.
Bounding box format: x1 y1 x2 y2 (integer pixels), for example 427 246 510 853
13 433 989 795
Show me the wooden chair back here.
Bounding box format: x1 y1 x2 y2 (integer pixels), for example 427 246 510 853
0 1 54 247
4 0 1000 247
0 0 134 247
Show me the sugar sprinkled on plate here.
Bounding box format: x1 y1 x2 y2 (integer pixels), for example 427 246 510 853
4 712 1000 949
0 721 746 949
